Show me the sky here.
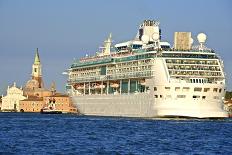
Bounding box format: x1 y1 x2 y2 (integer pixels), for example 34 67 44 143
0 0 232 94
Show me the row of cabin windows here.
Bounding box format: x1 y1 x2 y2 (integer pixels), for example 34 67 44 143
154 87 222 93
154 95 187 99
190 79 206 83
108 65 152 73
154 95 219 100
168 71 222 77
166 59 218 65
71 71 99 78
115 60 151 67
167 65 220 71
73 67 97 72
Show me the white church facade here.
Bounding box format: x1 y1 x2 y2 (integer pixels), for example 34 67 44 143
1 82 27 112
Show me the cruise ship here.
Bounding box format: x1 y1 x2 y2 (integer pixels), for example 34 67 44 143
66 20 228 118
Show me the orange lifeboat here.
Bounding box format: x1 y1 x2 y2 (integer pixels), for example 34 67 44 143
94 84 106 89
110 83 119 88
77 85 84 89
140 79 146 86
75 84 84 89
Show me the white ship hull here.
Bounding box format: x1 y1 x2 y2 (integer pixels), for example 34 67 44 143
72 93 228 118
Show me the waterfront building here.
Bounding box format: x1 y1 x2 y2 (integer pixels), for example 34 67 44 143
19 96 44 112
42 81 77 113
1 82 27 112
43 93 77 113
19 86 77 113
19 94 77 113
1 48 77 113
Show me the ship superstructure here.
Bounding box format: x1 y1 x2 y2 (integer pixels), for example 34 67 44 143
66 20 228 118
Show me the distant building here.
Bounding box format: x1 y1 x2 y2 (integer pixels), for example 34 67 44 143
19 96 44 112
1 82 27 112
19 90 77 113
18 49 77 113
23 48 52 98
43 93 77 113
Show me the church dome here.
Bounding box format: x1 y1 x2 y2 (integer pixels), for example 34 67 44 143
24 79 40 90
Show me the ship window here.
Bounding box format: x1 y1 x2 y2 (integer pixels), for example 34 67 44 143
202 96 206 99
204 88 210 92
194 87 202 92
219 88 222 93
213 96 219 99
165 87 170 90
213 88 218 92
175 87 180 91
193 79 195 83
154 95 158 98
177 95 186 98
154 87 157 91
160 95 163 98
193 95 200 98
183 87 190 92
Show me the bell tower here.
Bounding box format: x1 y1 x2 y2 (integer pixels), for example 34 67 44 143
32 48 43 88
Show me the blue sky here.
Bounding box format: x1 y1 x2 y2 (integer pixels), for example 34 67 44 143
0 0 232 94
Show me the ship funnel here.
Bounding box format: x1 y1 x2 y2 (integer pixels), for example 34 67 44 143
174 32 192 50
137 20 160 43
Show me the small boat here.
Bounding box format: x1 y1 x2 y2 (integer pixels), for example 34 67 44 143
40 108 62 114
40 106 62 114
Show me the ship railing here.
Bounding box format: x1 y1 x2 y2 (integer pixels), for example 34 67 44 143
170 74 223 78
73 91 149 96
68 71 153 83
107 71 153 80
166 61 219 65
71 57 113 68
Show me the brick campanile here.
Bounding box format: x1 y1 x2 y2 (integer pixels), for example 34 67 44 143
32 48 44 88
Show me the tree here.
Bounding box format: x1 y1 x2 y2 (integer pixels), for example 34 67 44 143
225 91 232 100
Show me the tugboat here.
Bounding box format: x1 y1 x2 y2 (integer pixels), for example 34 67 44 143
40 99 62 114
40 107 62 114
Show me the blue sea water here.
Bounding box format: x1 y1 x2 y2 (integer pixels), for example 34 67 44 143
0 113 232 155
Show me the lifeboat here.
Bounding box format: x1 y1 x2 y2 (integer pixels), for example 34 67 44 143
90 83 96 89
140 79 146 85
94 84 106 89
77 85 84 89
110 83 119 88
74 84 84 89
